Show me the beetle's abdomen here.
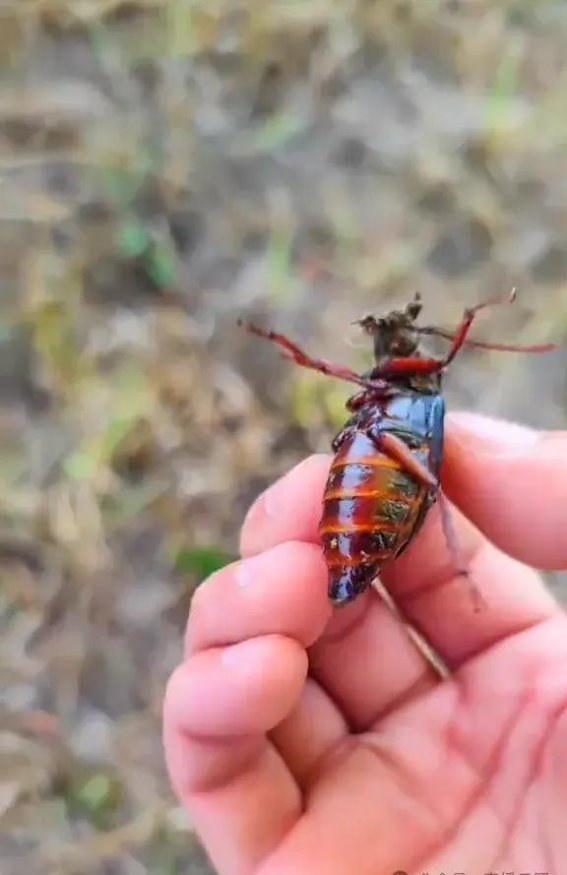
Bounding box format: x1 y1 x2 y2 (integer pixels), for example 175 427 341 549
320 430 427 605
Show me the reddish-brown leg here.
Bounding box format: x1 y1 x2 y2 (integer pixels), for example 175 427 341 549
438 290 519 368
369 288 535 379
435 490 468 576
377 432 484 611
346 390 373 412
379 432 437 487
436 490 485 612
238 321 391 392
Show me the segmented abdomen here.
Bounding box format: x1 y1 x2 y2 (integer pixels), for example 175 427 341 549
320 430 427 605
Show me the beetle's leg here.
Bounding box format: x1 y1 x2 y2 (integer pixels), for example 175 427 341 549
378 434 470 578
346 390 371 412
370 431 484 611
437 490 485 612
239 320 391 391
436 291 518 369
377 432 437 487
435 490 467 575
333 392 381 450
416 281 556 355
378 434 473 580
370 289 524 378
332 425 356 453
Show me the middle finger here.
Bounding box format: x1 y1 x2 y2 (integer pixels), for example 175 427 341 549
240 456 439 730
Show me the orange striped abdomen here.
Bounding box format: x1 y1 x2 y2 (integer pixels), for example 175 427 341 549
320 430 428 605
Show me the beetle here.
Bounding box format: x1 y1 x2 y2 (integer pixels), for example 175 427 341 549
239 290 555 607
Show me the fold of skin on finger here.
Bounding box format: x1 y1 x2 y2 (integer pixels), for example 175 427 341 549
414 611 567 873
163 635 307 872
308 587 439 731
186 541 331 657
268 678 349 791
165 628 367 875
266 611 567 875
443 414 567 570
240 454 331 557
163 635 307 873
383 499 558 668
163 718 301 875
258 675 478 875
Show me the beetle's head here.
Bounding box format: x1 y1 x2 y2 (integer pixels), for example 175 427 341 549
353 293 422 362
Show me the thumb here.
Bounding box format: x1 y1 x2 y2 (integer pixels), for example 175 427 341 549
443 412 567 571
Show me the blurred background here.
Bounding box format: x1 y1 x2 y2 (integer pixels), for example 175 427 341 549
1 1 567 873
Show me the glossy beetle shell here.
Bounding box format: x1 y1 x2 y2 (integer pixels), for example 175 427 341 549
319 392 445 605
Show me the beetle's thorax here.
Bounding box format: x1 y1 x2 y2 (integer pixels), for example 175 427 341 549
363 358 442 394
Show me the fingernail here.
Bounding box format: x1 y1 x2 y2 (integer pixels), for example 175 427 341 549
449 412 540 450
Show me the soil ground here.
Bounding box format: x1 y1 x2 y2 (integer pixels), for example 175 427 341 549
1 3 567 873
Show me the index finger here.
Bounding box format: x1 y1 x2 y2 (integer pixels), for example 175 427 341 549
240 454 332 556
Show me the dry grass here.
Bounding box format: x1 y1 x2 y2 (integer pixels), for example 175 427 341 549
1 1 567 872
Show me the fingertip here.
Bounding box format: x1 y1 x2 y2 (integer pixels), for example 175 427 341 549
240 454 332 556
447 411 540 453
444 413 567 569
185 541 331 656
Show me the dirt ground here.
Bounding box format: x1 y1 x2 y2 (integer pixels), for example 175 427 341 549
1 2 567 873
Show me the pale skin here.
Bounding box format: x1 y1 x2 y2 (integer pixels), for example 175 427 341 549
163 412 567 875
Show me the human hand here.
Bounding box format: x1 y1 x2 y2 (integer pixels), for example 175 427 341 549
163 413 567 875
